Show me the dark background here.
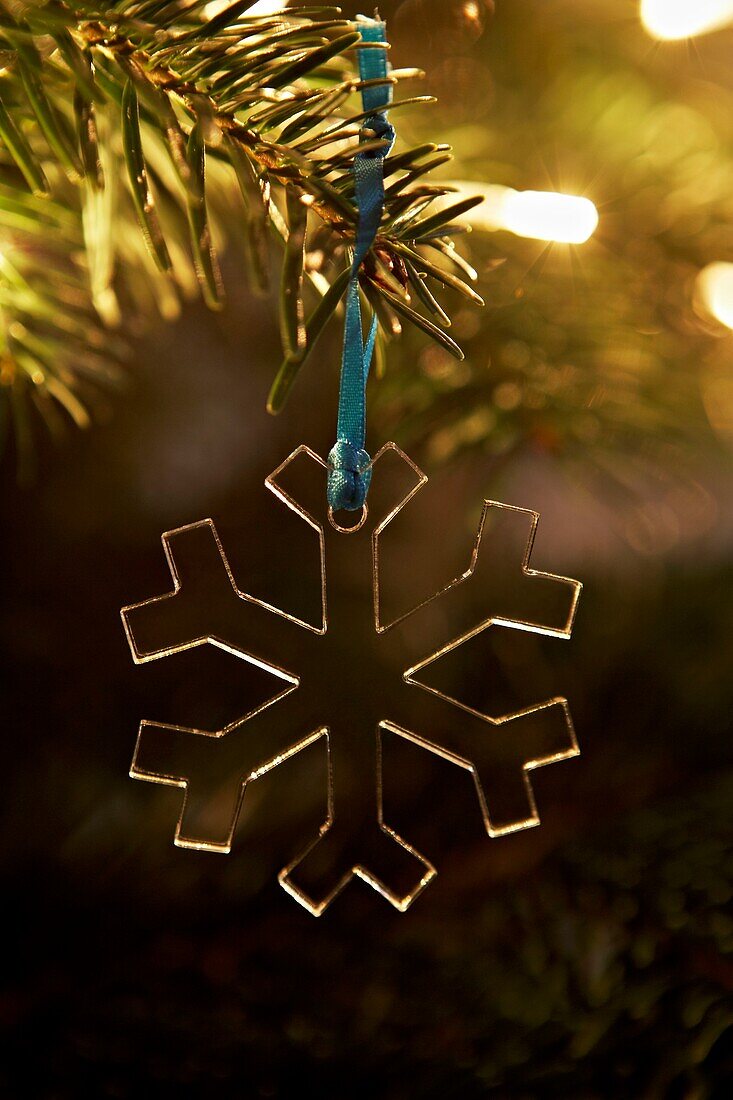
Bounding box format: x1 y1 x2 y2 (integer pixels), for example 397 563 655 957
2 1 733 1096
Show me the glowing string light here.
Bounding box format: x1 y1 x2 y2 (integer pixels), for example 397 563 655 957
203 0 289 17
448 183 598 245
499 189 598 245
697 263 733 330
641 0 733 40
243 0 290 12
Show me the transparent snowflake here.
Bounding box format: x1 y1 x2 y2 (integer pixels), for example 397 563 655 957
122 443 581 915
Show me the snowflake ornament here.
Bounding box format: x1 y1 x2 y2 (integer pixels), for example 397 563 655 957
121 443 582 915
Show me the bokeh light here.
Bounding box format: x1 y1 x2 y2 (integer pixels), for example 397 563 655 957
243 0 288 12
697 262 733 330
500 190 598 244
204 0 286 16
450 183 598 244
641 0 733 40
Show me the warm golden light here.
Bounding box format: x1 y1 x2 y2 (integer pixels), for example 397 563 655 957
204 0 287 16
243 0 289 13
449 183 598 244
641 0 733 40
500 190 598 244
203 0 230 15
697 262 733 330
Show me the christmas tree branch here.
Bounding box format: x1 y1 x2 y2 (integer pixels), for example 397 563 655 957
0 0 483 454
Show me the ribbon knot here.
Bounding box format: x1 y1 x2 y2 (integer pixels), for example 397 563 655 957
361 112 394 154
327 440 373 511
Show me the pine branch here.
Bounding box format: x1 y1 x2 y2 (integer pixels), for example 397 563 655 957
0 0 483 456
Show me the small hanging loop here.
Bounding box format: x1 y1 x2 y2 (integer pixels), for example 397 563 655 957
328 503 369 534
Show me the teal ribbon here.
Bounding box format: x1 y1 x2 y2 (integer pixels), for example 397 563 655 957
327 19 395 513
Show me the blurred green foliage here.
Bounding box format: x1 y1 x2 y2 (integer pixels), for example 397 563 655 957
374 0 733 527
